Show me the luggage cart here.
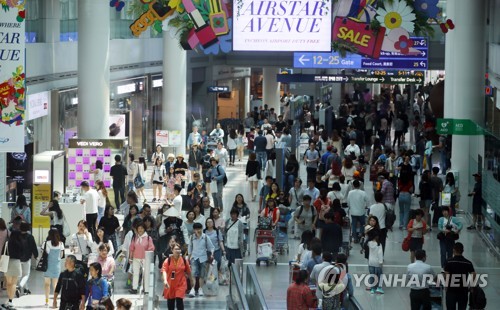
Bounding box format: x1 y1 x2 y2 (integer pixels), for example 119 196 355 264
340 216 351 258
255 228 277 266
240 217 250 257
276 206 291 255
288 261 300 284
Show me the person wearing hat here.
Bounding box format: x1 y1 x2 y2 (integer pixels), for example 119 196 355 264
188 143 202 180
165 153 176 174
80 181 99 238
174 154 188 188
437 206 462 269
467 173 490 230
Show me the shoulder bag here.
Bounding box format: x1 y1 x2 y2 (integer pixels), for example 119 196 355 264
36 242 49 272
62 215 71 238
0 241 9 273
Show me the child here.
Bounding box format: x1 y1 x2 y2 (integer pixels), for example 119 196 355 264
367 233 384 294
164 167 177 201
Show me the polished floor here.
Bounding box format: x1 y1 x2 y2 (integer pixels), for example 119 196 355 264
3 152 499 310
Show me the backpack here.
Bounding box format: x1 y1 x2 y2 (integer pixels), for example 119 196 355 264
296 205 316 222
384 203 396 231
202 155 212 169
469 286 487 309
216 165 228 186
331 155 342 176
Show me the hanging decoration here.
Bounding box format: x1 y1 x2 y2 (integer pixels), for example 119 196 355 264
128 0 231 54
332 0 453 58
110 0 126 11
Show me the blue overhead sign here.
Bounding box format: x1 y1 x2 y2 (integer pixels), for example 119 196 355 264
294 37 428 70
207 86 230 93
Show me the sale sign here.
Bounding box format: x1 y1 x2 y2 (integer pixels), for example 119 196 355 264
233 0 332 51
332 17 385 59
0 3 26 152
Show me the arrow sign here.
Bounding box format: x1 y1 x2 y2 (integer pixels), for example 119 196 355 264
277 74 425 84
299 55 310 66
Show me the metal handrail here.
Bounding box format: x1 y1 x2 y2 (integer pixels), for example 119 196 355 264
227 264 250 310
245 265 268 310
348 296 363 310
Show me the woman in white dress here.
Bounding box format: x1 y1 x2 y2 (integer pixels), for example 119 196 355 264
90 160 104 184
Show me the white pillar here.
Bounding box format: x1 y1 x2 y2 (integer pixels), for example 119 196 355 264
77 0 110 139
263 67 281 112
244 77 251 116
443 0 455 118
445 0 486 200
162 35 187 156
42 0 60 43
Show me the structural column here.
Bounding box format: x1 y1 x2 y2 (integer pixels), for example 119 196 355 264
263 67 281 112
444 0 486 199
162 34 187 156
77 0 110 139
244 77 251 116
41 0 60 43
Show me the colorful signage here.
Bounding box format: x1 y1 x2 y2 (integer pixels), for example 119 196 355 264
436 119 484 135
332 17 385 58
277 74 424 84
155 130 169 147
293 52 363 69
32 183 51 229
0 4 26 152
232 0 332 51
129 0 174 37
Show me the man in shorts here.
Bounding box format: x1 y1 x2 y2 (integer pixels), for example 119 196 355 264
188 223 214 297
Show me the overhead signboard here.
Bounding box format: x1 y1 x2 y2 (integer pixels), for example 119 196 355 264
294 37 428 70
436 118 484 135
207 86 230 93
232 0 332 51
26 91 49 121
277 74 424 84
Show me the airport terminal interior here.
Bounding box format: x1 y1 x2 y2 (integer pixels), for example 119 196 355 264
1 0 500 309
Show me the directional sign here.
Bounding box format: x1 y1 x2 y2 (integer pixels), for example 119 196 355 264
277 74 424 84
436 118 484 135
361 59 428 69
207 86 230 93
293 52 362 69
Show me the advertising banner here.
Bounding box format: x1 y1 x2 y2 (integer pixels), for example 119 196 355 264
0 4 26 152
108 114 126 138
155 130 169 147
169 130 182 147
26 91 49 121
232 0 332 51
32 183 51 229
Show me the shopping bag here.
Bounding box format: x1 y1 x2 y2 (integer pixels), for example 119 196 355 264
115 252 128 274
204 261 219 296
0 242 9 273
441 193 452 206
257 242 273 259
219 256 230 286
401 234 411 252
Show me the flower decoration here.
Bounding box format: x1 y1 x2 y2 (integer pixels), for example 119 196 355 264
110 0 125 11
0 66 25 126
201 18 232 55
414 0 439 19
1 0 25 22
212 17 225 28
376 0 416 34
168 0 185 13
394 35 413 54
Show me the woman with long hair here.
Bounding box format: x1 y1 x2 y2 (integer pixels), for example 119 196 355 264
43 229 65 307
91 227 115 257
212 208 225 231
330 130 343 157
129 222 155 294
40 199 66 243
99 205 120 254
162 243 191 309
232 194 250 222
96 180 109 224
265 151 277 179
173 154 188 188
204 218 225 269
71 220 93 262
123 205 139 239
11 194 31 224
137 156 147 203
151 157 166 202
245 152 260 201
443 172 459 216
227 129 238 166
91 160 104 183
85 262 110 309
341 157 357 183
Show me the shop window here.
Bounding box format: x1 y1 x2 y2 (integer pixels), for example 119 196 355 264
25 0 42 43
60 0 78 41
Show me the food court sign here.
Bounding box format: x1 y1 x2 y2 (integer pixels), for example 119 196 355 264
0 1 26 152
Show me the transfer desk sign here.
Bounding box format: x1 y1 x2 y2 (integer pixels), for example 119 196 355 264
233 0 332 51
0 5 26 152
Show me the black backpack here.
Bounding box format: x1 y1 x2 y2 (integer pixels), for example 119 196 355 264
384 203 396 231
216 165 228 186
296 205 316 222
469 286 487 309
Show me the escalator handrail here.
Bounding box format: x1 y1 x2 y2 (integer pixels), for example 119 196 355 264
245 265 269 309
230 264 250 310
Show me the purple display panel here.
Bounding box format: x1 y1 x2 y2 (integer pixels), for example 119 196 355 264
75 180 82 187
76 149 83 156
90 180 95 187
68 171 76 180
97 157 104 163
90 149 97 156
68 157 76 164
83 172 90 179
83 157 90 165
104 180 111 187
104 164 111 172
104 149 111 156
76 165 83 172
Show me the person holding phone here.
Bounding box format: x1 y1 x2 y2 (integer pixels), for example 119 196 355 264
162 243 190 309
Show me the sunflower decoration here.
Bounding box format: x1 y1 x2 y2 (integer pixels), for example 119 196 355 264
375 0 416 34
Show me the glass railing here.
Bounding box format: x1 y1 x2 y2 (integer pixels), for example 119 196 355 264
227 264 249 310
245 265 268 310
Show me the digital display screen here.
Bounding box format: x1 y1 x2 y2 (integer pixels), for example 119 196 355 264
232 0 332 51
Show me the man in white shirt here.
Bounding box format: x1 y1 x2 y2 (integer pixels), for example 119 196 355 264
172 184 184 216
303 179 320 201
209 123 225 142
80 181 99 238
310 252 334 303
346 180 369 243
369 191 388 253
407 250 435 310
344 138 361 159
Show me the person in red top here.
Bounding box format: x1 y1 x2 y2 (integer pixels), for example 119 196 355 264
129 222 155 294
287 269 318 310
313 188 331 238
259 198 280 227
162 243 191 310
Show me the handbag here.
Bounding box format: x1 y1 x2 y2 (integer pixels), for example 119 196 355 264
0 242 9 273
62 216 71 238
402 233 411 252
441 192 452 206
36 242 49 272
134 175 144 188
